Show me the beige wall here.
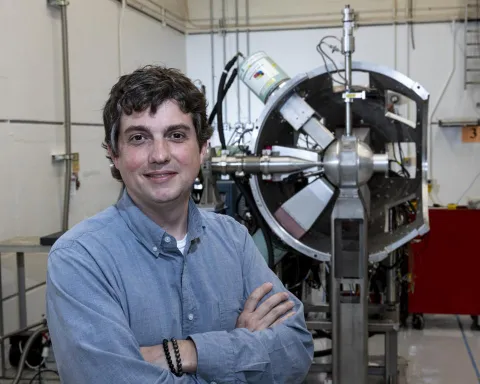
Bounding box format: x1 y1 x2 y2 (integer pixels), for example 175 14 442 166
0 0 186 347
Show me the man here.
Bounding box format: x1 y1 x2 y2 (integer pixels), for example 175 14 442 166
46 65 314 383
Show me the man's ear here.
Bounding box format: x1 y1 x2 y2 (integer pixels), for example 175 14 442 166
107 145 119 168
200 141 209 163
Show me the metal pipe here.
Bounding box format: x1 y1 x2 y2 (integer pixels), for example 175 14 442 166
345 55 352 136
187 17 468 35
17 253 27 329
211 155 322 174
406 21 411 120
0 320 47 343
386 209 397 305
210 0 216 112
0 254 5 378
393 0 397 69
464 4 468 90
187 4 464 26
124 0 185 34
222 0 228 123
119 0 127 76
246 0 252 123
235 0 241 123
0 119 102 126
428 19 456 182
342 6 355 136
60 3 72 232
386 252 397 304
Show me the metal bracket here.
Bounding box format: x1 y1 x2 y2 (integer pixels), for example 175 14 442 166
47 0 69 6
218 18 227 35
342 90 366 101
52 153 78 162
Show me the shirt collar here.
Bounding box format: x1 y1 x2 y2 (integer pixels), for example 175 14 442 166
115 189 205 257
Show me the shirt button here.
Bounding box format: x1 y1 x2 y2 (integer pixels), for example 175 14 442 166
188 313 194 321
165 236 171 243
152 246 158 252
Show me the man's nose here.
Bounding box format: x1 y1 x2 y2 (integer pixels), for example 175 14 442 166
149 139 171 164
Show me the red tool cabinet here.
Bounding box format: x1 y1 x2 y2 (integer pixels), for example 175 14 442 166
408 208 480 317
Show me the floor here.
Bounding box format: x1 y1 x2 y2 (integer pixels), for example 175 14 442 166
306 314 480 384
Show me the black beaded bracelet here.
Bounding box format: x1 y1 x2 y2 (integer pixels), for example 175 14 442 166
162 339 177 375
171 337 184 377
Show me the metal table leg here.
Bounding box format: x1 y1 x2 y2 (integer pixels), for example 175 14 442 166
385 330 398 384
0 252 5 377
16 252 27 329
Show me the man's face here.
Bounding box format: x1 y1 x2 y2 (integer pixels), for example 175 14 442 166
111 100 207 209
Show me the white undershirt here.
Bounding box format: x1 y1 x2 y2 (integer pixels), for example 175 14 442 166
176 234 188 254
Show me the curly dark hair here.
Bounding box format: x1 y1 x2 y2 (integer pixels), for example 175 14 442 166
102 65 213 181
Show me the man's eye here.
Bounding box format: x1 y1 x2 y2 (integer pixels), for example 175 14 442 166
171 132 186 140
130 134 144 142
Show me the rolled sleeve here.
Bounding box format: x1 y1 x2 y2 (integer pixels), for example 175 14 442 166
187 331 236 383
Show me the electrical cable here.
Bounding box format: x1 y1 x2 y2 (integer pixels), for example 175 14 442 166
215 53 243 150
456 169 480 204
27 369 59 384
12 326 48 384
208 67 239 126
316 36 346 86
18 341 46 370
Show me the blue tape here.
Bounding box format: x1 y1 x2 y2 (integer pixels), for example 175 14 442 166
456 315 480 383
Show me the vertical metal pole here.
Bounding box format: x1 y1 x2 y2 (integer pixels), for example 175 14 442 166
0 252 5 378
345 56 352 137
235 0 241 123
210 0 216 109
386 252 397 304
17 253 27 329
385 329 398 383
222 0 228 122
464 2 468 89
246 0 252 123
60 2 72 232
385 209 398 383
342 6 355 137
331 193 369 384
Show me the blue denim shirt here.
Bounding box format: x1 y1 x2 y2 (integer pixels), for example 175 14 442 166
46 190 314 383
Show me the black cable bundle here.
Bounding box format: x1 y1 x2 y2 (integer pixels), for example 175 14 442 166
213 53 242 150
208 67 239 127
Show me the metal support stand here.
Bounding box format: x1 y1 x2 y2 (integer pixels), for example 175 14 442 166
385 327 398 384
330 160 369 384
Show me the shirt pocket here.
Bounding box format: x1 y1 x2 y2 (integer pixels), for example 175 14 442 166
219 298 245 331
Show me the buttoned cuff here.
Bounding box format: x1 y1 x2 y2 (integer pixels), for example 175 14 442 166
188 331 235 383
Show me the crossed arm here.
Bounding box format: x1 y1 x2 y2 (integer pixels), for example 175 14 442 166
140 283 297 373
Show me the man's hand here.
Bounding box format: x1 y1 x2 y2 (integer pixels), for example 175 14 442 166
140 339 198 374
236 282 296 332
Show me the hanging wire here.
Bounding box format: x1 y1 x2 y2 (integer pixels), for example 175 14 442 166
316 35 347 86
